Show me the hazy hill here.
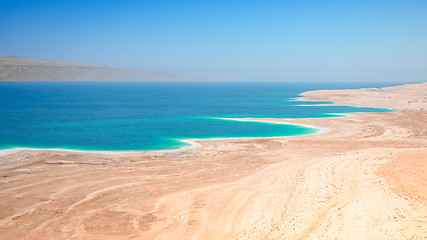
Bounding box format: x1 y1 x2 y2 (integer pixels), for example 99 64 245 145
0 56 194 81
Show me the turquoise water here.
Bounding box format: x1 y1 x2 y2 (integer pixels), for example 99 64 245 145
0 82 394 151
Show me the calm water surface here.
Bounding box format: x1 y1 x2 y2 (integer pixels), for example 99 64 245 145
0 82 394 151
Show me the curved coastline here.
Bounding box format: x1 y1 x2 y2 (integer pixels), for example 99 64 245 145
0 117 326 154
0 102 394 154
1 82 426 239
0 82 397 154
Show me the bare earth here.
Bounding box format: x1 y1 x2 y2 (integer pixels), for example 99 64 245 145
0 82 426 239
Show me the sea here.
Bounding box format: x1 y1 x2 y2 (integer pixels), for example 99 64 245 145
0 81 395 151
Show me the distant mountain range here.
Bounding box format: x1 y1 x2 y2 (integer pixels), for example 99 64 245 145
0 56 195 81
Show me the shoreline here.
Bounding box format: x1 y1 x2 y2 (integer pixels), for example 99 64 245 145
0 83 399 155
0 107 365 155
1 82 426 239
0 115 331 155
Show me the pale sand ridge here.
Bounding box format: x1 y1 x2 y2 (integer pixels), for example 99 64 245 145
0 82 426 239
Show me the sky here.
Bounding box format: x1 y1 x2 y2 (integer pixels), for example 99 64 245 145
1 0 426 82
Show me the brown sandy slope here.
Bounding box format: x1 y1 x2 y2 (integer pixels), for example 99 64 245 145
0 82 426 239
377 151 427 204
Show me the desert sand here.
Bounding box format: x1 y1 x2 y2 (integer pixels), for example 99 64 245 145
0 82 426 239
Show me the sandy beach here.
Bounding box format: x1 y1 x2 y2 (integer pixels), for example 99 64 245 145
0 82 426 239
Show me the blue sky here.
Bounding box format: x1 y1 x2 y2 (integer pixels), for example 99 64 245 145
1 0 426 81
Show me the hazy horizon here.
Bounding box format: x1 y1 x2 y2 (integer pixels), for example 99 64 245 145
1 0 426 82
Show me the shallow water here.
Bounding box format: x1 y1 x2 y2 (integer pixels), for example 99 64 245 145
0 81 394 151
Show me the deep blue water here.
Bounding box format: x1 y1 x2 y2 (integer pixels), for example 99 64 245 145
0 82 394 151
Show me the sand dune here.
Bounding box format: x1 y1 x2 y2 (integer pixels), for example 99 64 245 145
0 82 426 239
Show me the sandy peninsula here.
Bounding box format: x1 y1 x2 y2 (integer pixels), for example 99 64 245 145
0 82 426 239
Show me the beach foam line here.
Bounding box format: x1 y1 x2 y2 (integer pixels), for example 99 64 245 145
167 118 331 151
211 117 327 135
293 104 336 107
0 145 177 155
0 141 199 155
0 147 128 155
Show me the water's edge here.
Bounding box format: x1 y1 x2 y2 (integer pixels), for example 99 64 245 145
0 117 327 154
0 84 394 154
